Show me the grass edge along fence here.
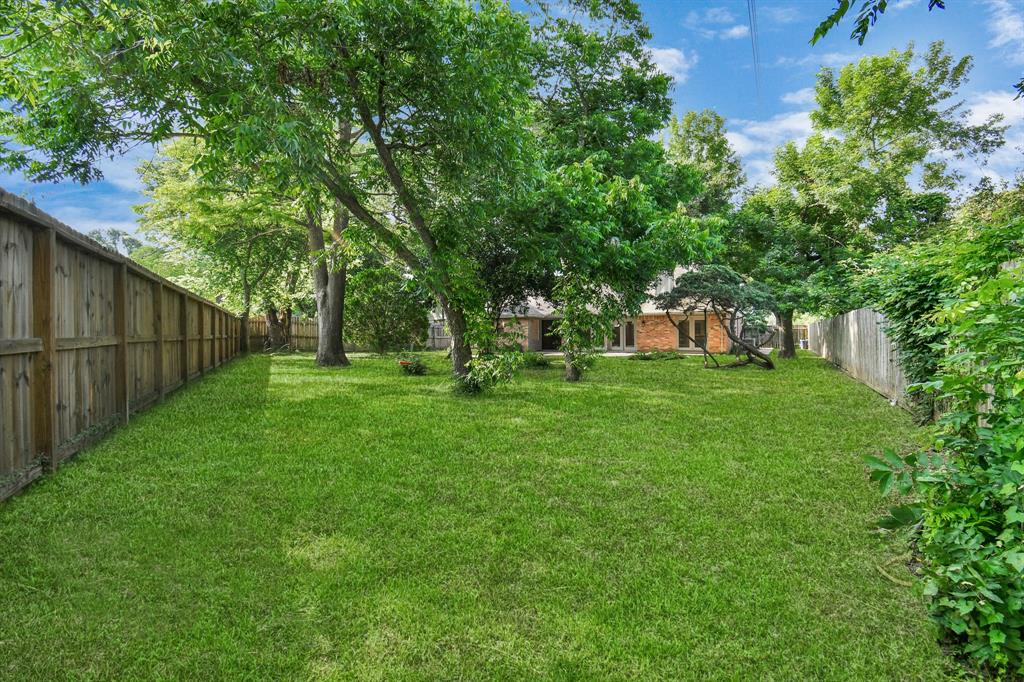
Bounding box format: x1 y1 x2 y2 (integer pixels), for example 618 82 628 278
0 187 241 501
808 307 908 408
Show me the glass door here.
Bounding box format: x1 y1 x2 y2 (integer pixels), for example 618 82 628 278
610 322 622 349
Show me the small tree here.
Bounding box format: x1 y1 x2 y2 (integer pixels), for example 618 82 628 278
136 140 307 352
345 256 431 355
655 265 776 370
536 160 709 381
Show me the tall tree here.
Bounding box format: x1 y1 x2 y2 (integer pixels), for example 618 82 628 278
810 0 1023 100
728 42 1007 357
0 0 537 380
527 0 709 381
665 110 746 215
536 160 708 381
136 140 307 352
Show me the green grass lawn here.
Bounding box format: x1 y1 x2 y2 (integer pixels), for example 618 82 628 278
0 353 946 679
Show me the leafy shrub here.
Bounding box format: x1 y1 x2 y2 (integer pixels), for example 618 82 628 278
630 350 685 361
521 351 551 368
453 351 524 395
397 355 427 376
865 219 1024 674
347 255 432 353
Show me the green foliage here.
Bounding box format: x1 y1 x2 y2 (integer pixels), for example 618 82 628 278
810 0 1022 100
629 351 685 361
135 139 307 317
346 257 431 355
811 1 946 46
520 351 551 368
864 219 1024 674
535 159 712 379
857 179 1024 419
397 355 428 376
730 41 1005 323
454 350 525 395
665 110 745 215
0 0 540 380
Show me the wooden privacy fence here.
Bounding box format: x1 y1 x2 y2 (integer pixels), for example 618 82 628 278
808 307 908 406
248 317 318 351
0 188 241 500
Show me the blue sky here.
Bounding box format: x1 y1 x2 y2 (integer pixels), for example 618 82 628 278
1 0 1021 235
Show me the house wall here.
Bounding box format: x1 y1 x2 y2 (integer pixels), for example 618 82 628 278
634 314 729 353
500 318 541 351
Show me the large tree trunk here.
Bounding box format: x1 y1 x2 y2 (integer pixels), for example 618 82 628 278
239 311 250 353
778 309 796 359
564 355 582 382
305 209 349 367
265 304 287 349
442 299 472 378
239 286 251 353
714 308 774 370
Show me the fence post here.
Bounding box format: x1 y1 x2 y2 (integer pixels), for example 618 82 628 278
198 303 206 376
114 262 130 423
180 292 189 385
31 226 57 469
155 282 165 402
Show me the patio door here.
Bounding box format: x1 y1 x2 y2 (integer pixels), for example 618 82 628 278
609 320 636 351
540 319 561 351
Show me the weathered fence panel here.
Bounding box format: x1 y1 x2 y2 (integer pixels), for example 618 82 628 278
808 308 908 405
0 188 241 500
248 317 319 352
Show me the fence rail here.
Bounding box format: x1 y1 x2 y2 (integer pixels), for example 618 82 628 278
0 188 241 500
808 308 907 406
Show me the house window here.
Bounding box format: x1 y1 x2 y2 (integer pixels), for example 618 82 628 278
610 323 622 349
678 320 690 348
624 321 635 347
694 319 707 348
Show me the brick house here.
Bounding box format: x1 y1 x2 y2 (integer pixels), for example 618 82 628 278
499 271 732 354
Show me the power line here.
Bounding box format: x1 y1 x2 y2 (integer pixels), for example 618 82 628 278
747 0 762 105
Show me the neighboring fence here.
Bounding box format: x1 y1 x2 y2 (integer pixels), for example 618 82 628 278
248 317 449 352
248 317 318 351
808 308 908 406
765 325 808 350
0 188 241 500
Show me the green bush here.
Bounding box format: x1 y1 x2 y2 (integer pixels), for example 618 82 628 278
865 219 1024 674
453 351 524 395
398 355 427 376
521 351 551 368
630 350 685 361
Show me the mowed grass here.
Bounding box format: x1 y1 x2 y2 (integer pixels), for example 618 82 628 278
0 352 946 680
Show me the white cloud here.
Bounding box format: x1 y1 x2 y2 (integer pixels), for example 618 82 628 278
984 0 1024 64
781 87 816 105
965 90 1022 127
720 24 750 39
95 144 157 192
724 111 815 187
762 6 801 24
702 7 736 24
890 0 921 10
950 90 1024 185
774 51 863 69
649 47 699 84
684 7 749 40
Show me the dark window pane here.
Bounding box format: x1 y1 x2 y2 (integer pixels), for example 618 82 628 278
611 323 622 348
625 321 635 347
694 319 707 347
678 322 690 348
